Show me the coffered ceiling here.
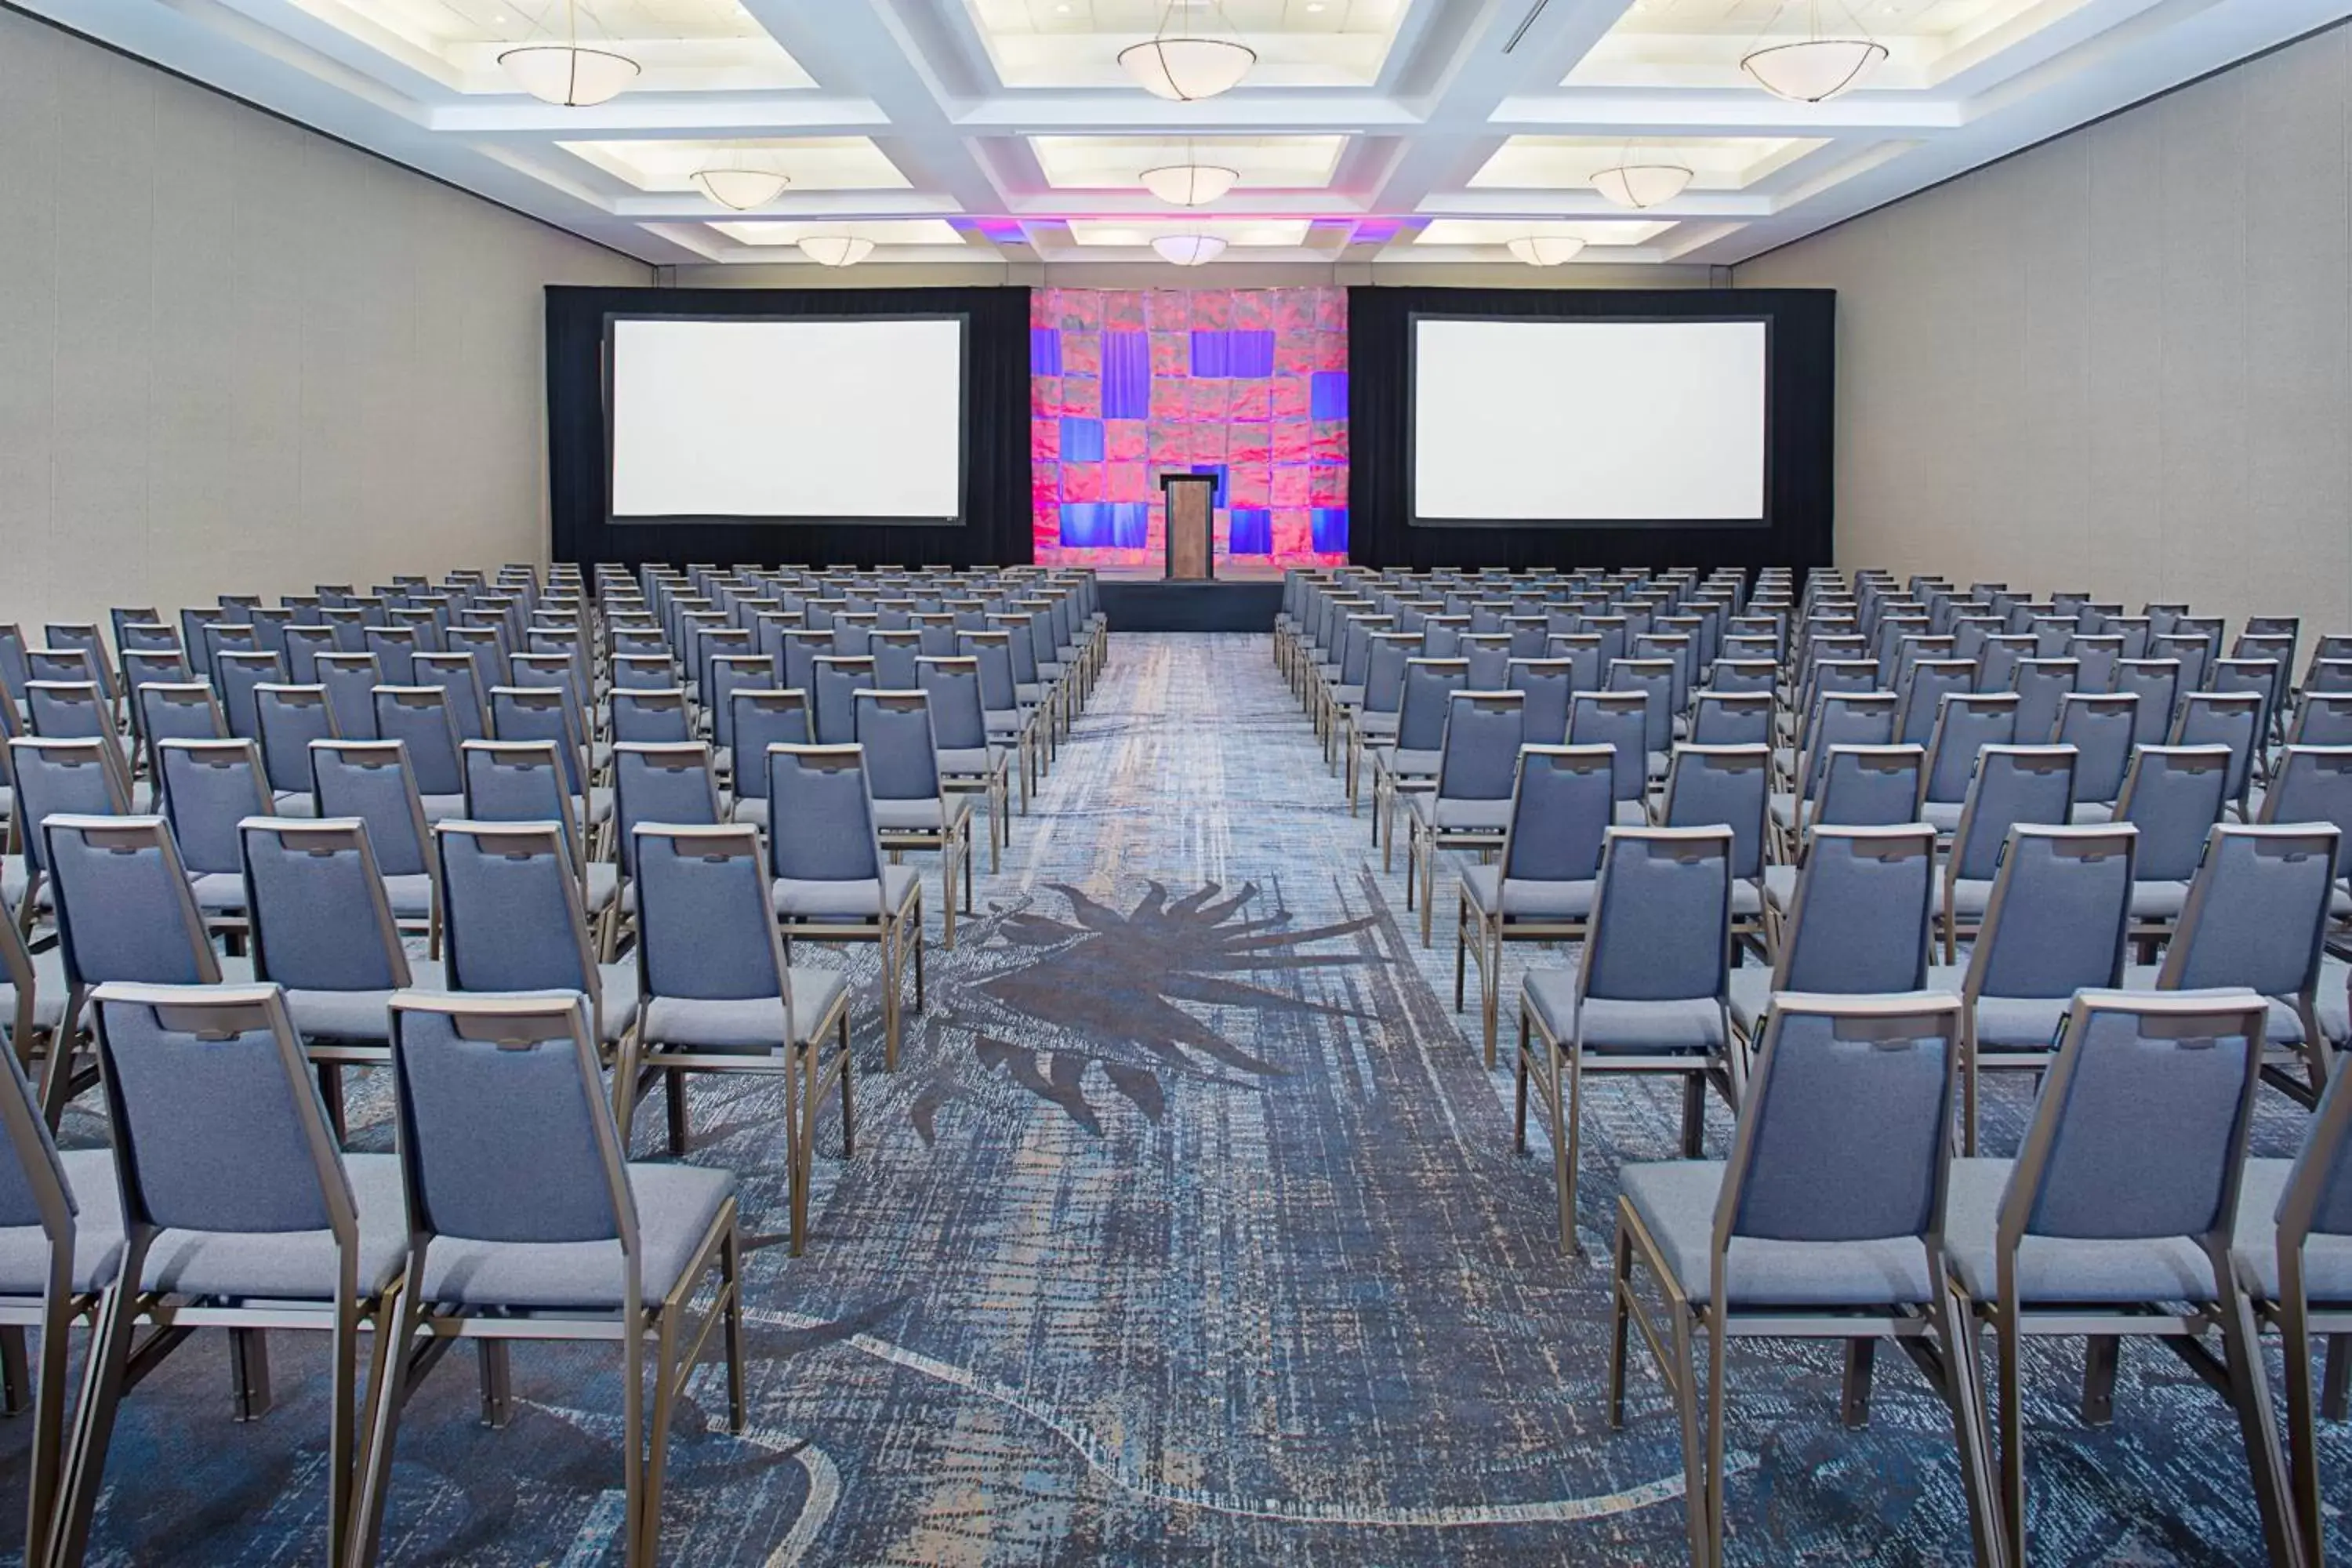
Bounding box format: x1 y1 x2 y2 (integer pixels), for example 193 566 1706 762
20 0 2347 268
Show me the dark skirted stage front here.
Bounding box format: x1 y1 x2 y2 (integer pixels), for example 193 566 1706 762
1098 579 1283 633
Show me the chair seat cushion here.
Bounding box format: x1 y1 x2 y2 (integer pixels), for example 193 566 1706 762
285 960 447 1043
1922 800 1965 834
1943 1158 2220 1303
140 1152 408 1300
272 791 318 819
1329 685 1365 710
1940 878 1994 919
1727 967 1776 1033
1461 865 1594 920
1768 792 1802 832
1370 747 1441 782
2071 801 2118 825
2118 964 2352 1049
0 946 69 1033
1355 713 1400 741
1622 1161 1935 1308
730 796 769 829
1762 864 1798 913
419 793 466 825
1523 970 1726 1053
936 746 1004 779
1920 965 2069 1051
773 864 921 922
383 873 437 919
586 786 614 826
1408 794 1511 833
187 871 248 914
642 971 848 1052
873 797 974 834
583 862 620 915
2129 880 2190 920
416 1163 734 1310
0 1148 125 1295
2230 1159 2352 1302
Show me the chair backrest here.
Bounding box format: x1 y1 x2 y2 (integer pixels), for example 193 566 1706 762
2159 825 2338 999
459 741 586 873
1504 659 1573 747
44 816 219 991
707 655 778 753
2002 990 2268 1247
2115 746 2232 884
1897 660 1975 747
1922 693 2019 804
388 992 634 1250
1581 828 1732 1003
1969 826 2134 1000
91 982 354 1239
362 626 418 684
434 822 597 1001
612 743 722 877
1394 659 1468 752
2112 659 2180 748
10 738 132 873
411 652 488 742
2289 692 2352 749
633 824 792 1009
308 739 432 878
1811 744 1925 829
765 745 887 895
240 818 410 993
1719 993 1964 1250
138 683 228 771
1777 825 1936 993
2053 693 2139 806
1686 691 1773 748
157 738 272 877
2256 745 2352 880
728 693 811 805
1661 745 1770 881
315 653 383 741
1606 659 1674 754
1497 746 1613 886
853 689 944 804
2010 658 2080 741
1798 692 1898 799
609 687 694 748
24 681 111 742
2277 1065 2352 1249
373 686 463 797
0 1022 72 1243
916 658 989 752
811 657 876 746
251 684 337 798
1950 745 2078 882
1434 691 1524 803
1566 691 1650 805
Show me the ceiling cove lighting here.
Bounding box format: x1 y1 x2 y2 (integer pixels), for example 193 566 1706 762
692 167 790 211
1740 1 1888 104
1119 2 1256 101
1591 151 1693 211
1506 235 1584 267
798 235 877 267
497 0 639 106
1152 234 1228 266
1139 162 1240 207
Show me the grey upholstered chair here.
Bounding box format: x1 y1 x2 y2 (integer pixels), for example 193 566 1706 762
1407 689 1526 946
350 990 746 1568
1611 991 1998 1568
1457 744 1613 1067
768 744 922 1072
1518 827 1734 1255
628 823 852 1251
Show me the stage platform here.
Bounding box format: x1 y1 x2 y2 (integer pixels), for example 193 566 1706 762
1098 579 1282 633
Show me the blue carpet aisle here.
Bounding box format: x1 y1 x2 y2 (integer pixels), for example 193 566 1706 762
22 634 2344 1566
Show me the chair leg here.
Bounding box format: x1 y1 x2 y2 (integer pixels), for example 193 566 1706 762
721 1223 747 1435
664 1068 689 1157
614 1031 648 1149
1557 1041 1581 1258
912 899 926 1012
0 1324 27 1416
1841 1337 1877 1428
1962 1025 1980 1159
2079 1334 2118 1426
789 1039 812 1258
2324 1331 2349 1420
46 1275 142 1568
837 1013 856 1160
1704 1308 1730 1568
229 1327 273 1421
2214 1284 2303 1568
328 1293 361 1568
1452 891 1468 1013
22 1282 71 1568
477 1340 514 1428
635 1311 681 1568
1934 1286 2006 1568
1994 1306 2026 1568
622 1316 649 1568
1607 1215 1635 1428
1672 1306 1712 1568
1679 1073 1706 1160
347 1272 420 1568
2281 1294 2325 1567
1512 1010 1531 1152
1419 833 1436 948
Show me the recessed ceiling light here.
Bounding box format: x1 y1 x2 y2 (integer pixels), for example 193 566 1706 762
1305 2 1324 10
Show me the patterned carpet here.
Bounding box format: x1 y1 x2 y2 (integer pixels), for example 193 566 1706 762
20 634 2346 1566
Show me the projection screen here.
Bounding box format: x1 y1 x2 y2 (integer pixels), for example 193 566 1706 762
608 315 966 524
1410 317 1769 525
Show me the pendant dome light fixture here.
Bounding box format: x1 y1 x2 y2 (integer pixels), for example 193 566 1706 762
1740 0 1889 104
1138 143 1240 208
692 164 790 211
1152 233 1228 266
1506 234 1585 267
1119 0 1257 102
798 234 877 267
498 0 640 107
1591 142 1694 211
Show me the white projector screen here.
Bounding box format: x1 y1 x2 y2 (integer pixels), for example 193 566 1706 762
608 316 965 523
1411 318 1769 524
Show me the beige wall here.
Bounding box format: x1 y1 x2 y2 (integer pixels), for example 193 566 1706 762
1738 23 2352 636
0 9 648 633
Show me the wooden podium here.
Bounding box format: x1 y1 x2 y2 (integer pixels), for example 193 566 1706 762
1161 473 1216 581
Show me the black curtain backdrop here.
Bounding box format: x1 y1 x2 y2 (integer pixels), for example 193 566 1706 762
1345 286 1835 572
546 285 1033 570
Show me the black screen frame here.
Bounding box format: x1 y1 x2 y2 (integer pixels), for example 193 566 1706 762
1404 310 1775 531
601 310 972 529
